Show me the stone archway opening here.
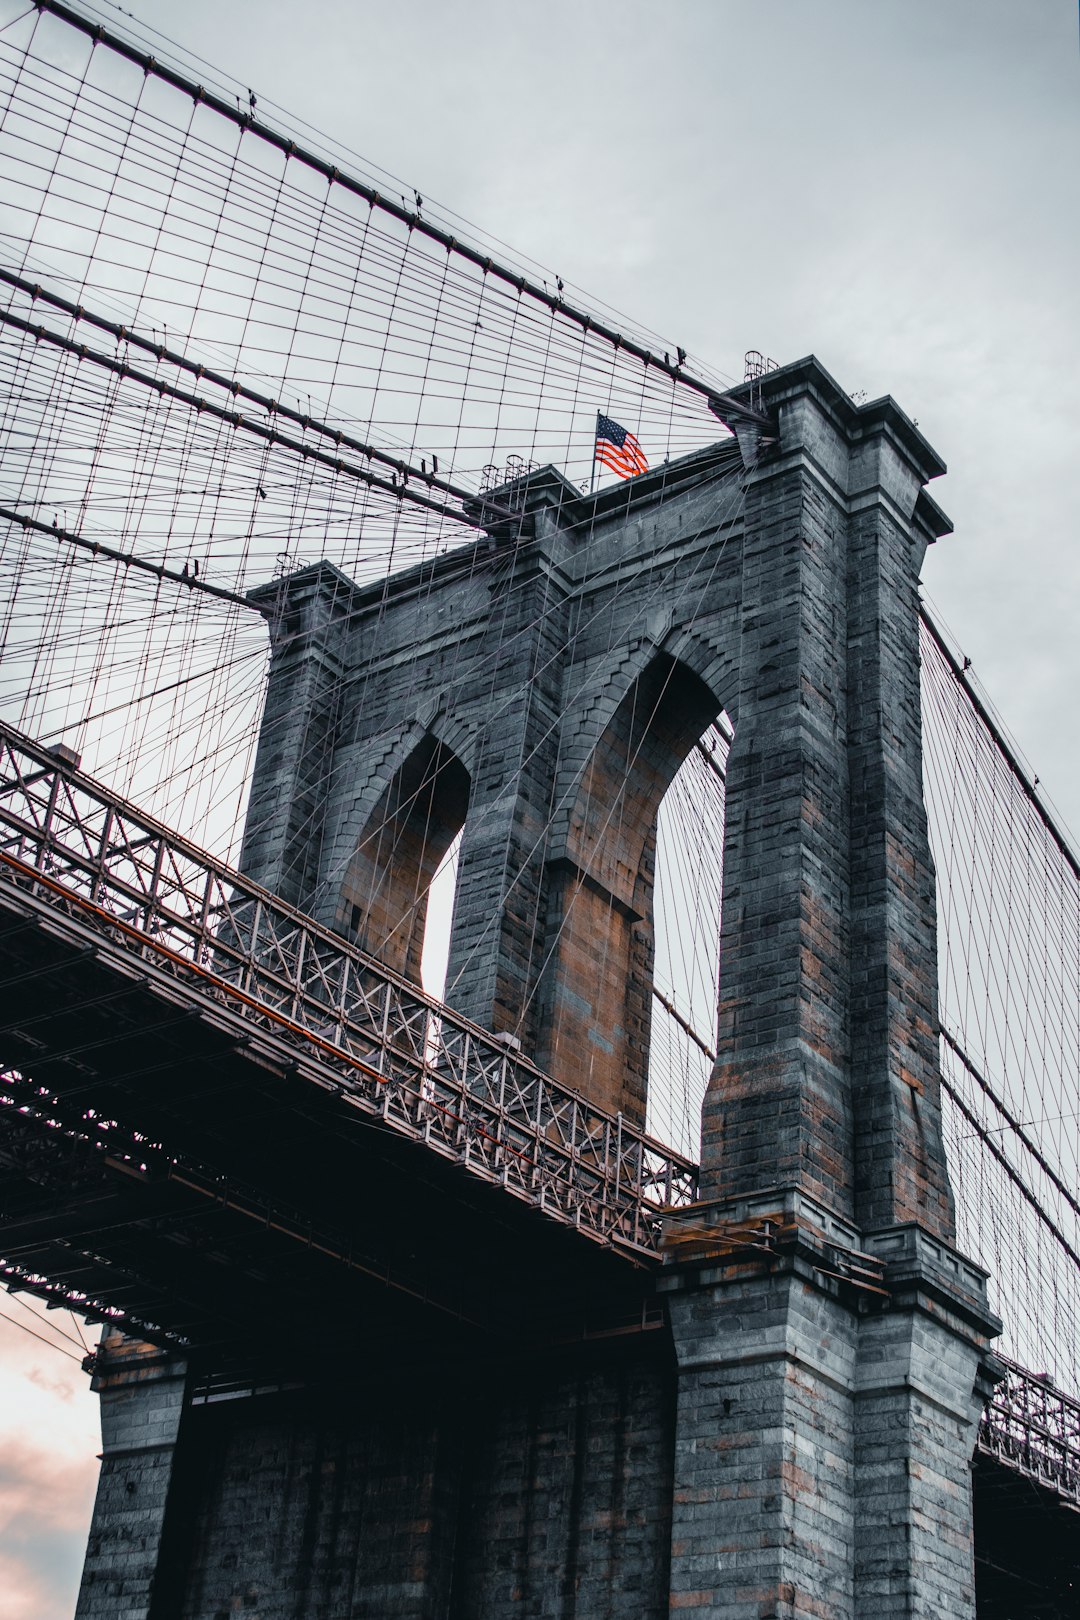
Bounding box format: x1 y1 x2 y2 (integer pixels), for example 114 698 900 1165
648 712 731 1158
539 653 723 1127
419 826 463 1000
336 734 469 985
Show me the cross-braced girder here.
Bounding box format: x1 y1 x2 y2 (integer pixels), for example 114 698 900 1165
0 722 697 1262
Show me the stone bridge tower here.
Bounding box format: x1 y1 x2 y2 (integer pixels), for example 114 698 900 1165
70 358 998 1620
232 356 998 1618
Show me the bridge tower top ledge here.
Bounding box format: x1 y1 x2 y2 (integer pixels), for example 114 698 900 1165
250 356 953 637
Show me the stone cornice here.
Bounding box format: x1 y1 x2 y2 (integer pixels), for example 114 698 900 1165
749 353 948 486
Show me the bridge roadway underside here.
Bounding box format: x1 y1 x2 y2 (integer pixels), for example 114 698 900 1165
1 882 1076 1616
973 1456 1078 1618
0 875 662 1367
0 860 686 1616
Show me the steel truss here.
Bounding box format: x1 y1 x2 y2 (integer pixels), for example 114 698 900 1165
0 722 697 1256
979 1357 1080 1507
1 721 1077 1503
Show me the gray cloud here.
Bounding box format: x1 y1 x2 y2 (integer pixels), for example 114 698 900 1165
0 2 1076 1609
120 0 1078 823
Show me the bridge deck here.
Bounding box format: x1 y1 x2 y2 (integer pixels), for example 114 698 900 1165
0 723 1077 1506
0 723 695 1240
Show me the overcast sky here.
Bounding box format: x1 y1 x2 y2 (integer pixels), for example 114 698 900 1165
2 3 1078 1614
125 0 1077 825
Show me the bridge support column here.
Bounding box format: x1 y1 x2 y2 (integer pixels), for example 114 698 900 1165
75 1335 191 1620
663 1234 858 1618
661 1198 999 1620
853 1226 999 1618
677 363 999 1614
442 509 571 1045
240 561 348 910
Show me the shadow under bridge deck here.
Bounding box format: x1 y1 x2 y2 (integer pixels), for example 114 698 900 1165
0 722 698 1371
0 718 1078 1558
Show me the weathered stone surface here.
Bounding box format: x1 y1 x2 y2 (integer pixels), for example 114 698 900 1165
77 357 1002 1619
241 447 748 1126
75 1335 190 1620
699 366 954 1235
85 1343 676 1620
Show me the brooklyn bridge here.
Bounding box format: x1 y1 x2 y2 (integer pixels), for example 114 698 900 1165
0 4 1076 1617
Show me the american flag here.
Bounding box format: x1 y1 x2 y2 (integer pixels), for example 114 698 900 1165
595 413 648 480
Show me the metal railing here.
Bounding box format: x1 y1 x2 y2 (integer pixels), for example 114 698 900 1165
0 723 698 1255
978 1356 1080 1506
2 724 1077 1502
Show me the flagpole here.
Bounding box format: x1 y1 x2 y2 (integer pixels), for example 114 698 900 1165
589 413 597 495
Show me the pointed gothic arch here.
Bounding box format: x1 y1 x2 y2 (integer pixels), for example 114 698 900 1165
537 651 723 1124
335 732 470 983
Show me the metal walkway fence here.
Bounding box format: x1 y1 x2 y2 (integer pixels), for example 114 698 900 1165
0 722 698 1256
1 720 1077 1503
978 1356 1080 1507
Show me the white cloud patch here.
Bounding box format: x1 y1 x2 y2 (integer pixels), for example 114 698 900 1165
0 1 1076 1611
0 1314 100 1620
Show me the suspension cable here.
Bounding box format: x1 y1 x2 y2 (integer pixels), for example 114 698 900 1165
939 1069 1080 1272
921 603 1080 882
0 268 508 521
941 1027 1080 1227
32 0 725 409
0 305 491 528
0 504 265 614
